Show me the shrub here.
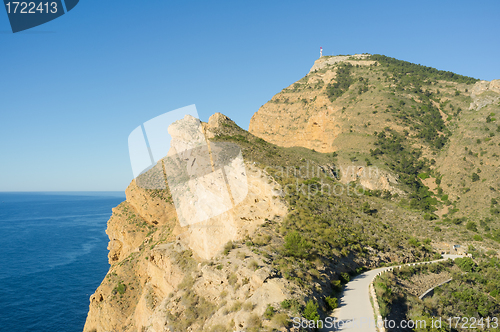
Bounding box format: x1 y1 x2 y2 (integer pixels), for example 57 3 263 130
230 301 242 312
209 325 229 332
466 221 478 232
243 301 254 311
246 313 261 330
325 296 338 311
302 300 320 321
223 241 234 255
361 202 371 214
227 273 237 286
280 299 291 309
471 173 480 182
271 313 289 328
284 231 311 258
408 237 420 247
248 259 259 271
340 272 350 284
264 305 275 319
236 251 246 260
113 282 126 295
473 234 483 241
326 63 354 100
418 173 430 179
433 252 443 260
455 257 475 272
331 279 342 293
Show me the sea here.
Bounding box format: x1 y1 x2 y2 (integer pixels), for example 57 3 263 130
0 192 125 332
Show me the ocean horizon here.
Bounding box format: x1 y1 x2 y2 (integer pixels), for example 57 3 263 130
0 191 125 332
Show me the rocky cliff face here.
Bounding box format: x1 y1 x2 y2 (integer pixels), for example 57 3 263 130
84 114 290 332
469 79 500 110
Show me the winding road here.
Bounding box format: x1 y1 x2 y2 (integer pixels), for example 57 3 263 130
319 254 463 332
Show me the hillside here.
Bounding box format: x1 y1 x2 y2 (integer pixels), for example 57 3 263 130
84 55 500 332
250 54 500 240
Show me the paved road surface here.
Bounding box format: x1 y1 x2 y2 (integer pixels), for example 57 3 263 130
319 254 463 332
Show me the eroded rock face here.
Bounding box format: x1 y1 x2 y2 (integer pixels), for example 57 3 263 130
308 54 371 73
337 165 404 195
469 79 500 110
84 114 289 332
249 55 376 154
249 100 343 153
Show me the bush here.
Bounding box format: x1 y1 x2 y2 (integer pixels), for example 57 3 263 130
264 305 275 319
418 173 430 179
455 257 475 272
340 272 350 284
471 173 480 182
230 301 242 312
408 237 420 247
325 296 338 311
326 63 354 101
227 273 237 286
302 300 320 321
223 241 234 255
361 202 371 214
113 282 126 295
272 313 289 328
246 313 261 330
280 299 291 309
331 279 342 293
209 325 229 332
466 221 478 232
284 231 311 258
248 260 259 271
473 234 483 241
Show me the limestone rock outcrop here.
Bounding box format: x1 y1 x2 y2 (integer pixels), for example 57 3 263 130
469 79 500 110
84 114 289 332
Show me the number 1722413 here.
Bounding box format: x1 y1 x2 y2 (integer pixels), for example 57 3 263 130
447 317 498 329
5 2 58 14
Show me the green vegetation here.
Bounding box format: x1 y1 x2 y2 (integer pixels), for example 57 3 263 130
302 299 320 321
375 257 500 331
263 304 275 319
113 281 126 295
369 54 478 85
371 129 437 212
223 241 234 255
325 296 338 311
326 63 354 101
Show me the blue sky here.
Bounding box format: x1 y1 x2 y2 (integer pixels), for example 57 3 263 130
1 0 499 191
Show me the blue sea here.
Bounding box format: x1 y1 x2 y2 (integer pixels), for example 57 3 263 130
0 192 125 332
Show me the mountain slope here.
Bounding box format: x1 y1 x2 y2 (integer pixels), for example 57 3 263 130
84 55 500 332
250 54 500 237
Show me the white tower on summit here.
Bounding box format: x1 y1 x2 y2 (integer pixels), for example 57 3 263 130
320 47 323 57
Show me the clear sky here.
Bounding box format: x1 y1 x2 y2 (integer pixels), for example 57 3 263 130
1 0 499 191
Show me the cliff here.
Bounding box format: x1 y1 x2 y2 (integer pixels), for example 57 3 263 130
84 114 292 332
